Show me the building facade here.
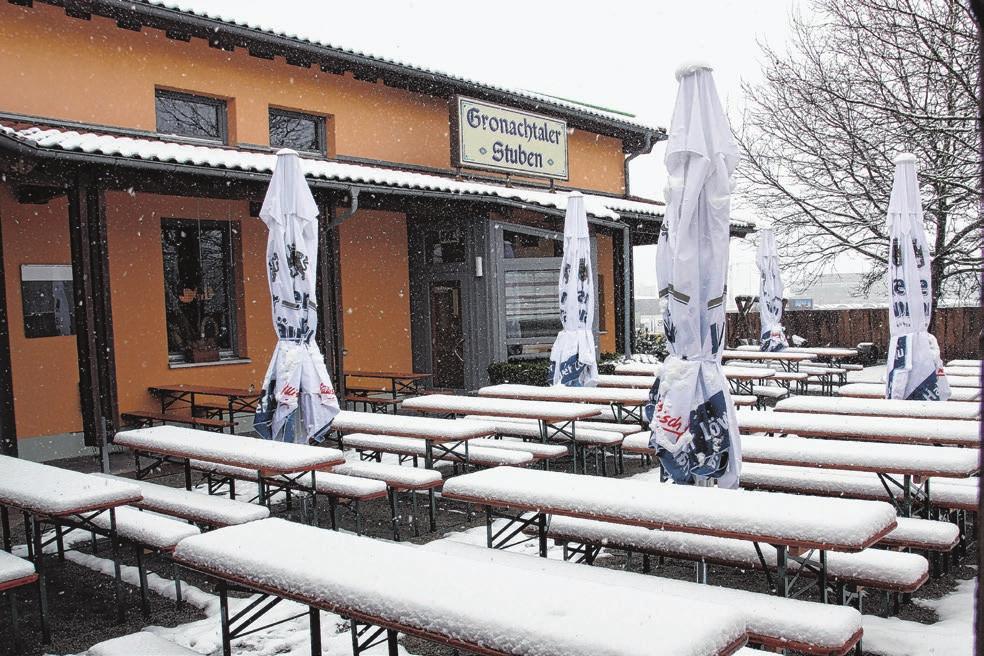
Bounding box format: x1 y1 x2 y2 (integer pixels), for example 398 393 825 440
0 0 677 460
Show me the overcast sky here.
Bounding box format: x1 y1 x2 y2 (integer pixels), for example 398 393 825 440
177 0 805 292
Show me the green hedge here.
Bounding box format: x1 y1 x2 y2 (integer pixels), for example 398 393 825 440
488 354 621 386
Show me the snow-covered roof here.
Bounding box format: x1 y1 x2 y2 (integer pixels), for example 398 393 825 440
117 0 663 136
0 123 665 222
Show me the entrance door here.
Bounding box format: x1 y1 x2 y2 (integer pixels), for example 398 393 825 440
429 281 465 388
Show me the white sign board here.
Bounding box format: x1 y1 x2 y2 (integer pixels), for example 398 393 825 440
454 96 569 180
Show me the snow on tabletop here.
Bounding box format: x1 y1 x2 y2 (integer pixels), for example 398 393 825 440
736 408 981 445
944 375 981 388
402 394 604 420
839 382 981 402
464 414 639 436
740 463 979 507
478 384 649 404
741 434 979 477
722 350 813 361
313 472 387 498
173 518 745 656
91 506 200 550
331 410 496 440
93 474 269 526
545 516 927 588
88 631 201 656
948 359 982 367
777 396 981 420
613 362 663 376
422 540 861 652
333 461 443 487
442 467 897 549
0 549 35 584
722 366 777 379
341 433 533 466
459 416 623 444
114 425 344 472
595 374 657 388
0 455 141 516
946 366 980 377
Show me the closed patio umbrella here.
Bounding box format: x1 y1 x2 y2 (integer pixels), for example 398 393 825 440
548 191 598 387
254 149 341 442
885 153 950 401
647 63 741 488
756 228 788 351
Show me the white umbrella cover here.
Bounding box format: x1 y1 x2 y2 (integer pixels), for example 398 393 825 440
646 63 742 489
548 191 599 386
254 149 341 442
885 153 950 401
756 228 788 351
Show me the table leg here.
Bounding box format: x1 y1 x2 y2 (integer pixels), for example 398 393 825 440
184 459 193 491
537 512 548 558
775 544 788 597
228 399 235 434
820 550 829 603
0 506 10 552
309 607 322 656
219 581 232 656
109 508 125 623
310 471 319 527
256 472 267 506
31 515 51 643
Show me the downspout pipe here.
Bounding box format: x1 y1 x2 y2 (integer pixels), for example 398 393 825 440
622 223 633 358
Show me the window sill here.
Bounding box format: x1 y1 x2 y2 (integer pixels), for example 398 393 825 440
169 357 252 370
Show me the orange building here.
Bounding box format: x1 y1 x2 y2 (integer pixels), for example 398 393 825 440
0 0 677 461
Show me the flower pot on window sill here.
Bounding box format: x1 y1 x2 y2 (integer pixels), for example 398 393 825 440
185 340 220 363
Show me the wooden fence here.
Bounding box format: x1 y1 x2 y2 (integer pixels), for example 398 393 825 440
727 306 982 361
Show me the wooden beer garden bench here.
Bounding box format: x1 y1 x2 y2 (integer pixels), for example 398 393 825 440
441 467 898 605
1 550 38 651
172 518 750 656
121 410 233 433
343 394 402 414
838 382 981 402
775 396 981 420
424 540 863 656
736 408 981 447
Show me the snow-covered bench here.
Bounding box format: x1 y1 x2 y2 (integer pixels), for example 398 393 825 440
423 540 862 656
188 459 387 535
775 396 981 420
737 408 981 447
333 461 443 541
540 516 929 611
1 550 38 649
173 518 749 656
799 366 848 394
838 382 981 402
462 414 624 476
947 359 981 368
442 467 897 602
341 433 534 468
94 473 269 528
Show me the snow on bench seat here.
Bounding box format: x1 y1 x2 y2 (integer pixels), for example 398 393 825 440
89 632 201 656
596 374 657 388
943 375 980 388
544 516 929 593
775 396 980 420
736 408 981 447
91 506 200 551
570 420 644 435
402 393 604 422
189 459 388 501
740 463 979 511
422 540 862 656
613 362 663 376
478 383 649 406
114 425 344 474
945 366 979 377
801 366 847 376
341 433 533 467
331 410 496 441
947 359 981 368
879 517 960 552
93 474 269 527
751 385 789 399
725 366 777 379
732 395 758 407
0 550 36 591
333 461 443 491
623 431 654 454
0 454 142 516
442 467 898 552
460 415 623 445
741 434 980 478
173 518 747 656
457 438 568 461
838 382 981 402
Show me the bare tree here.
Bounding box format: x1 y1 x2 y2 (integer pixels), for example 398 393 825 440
735 0 981 305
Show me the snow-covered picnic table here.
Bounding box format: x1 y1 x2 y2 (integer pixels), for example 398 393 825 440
734 345 858 360
722 349 814 372
741 434 978 517
775 396 980 420
114 425 344 507
477 383 648 424
838 382 981 402
442 466 897 601
737 408 980 447
173 517 749 656
0 455 144 641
